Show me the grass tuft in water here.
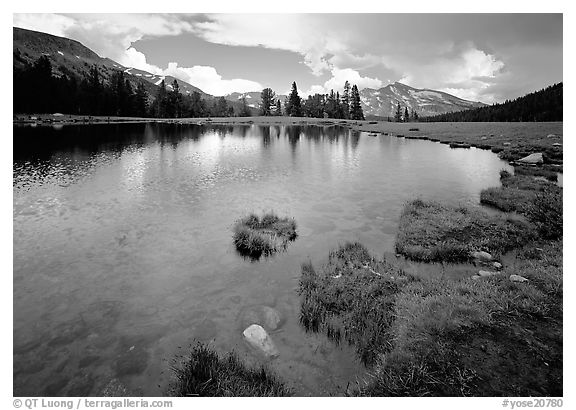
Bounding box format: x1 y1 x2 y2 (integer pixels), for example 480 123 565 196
298 242 408 365
168 342 290 397
232 212 297 259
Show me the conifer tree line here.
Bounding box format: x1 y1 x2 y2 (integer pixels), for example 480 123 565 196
423 83 562 122
257 81 365 120
14 56 235 118
15 56 367 120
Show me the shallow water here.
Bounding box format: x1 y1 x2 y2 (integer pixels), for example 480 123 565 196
13 123 513 396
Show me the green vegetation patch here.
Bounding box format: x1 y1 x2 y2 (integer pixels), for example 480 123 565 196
395 199 535 262
169 342 290 397
358 240 562 397
298 242 408 365
232 212 297 259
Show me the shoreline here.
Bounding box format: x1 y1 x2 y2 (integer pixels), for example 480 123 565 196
14 114 563 172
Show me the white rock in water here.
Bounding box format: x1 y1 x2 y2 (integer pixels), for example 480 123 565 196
493 262 503 270
510 274 529 283
478 270 499 277
243 324 279 358
471 275 481 280
517 153 543 164
471 251 492 261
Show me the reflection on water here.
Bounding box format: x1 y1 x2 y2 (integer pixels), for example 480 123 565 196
13 123 512 396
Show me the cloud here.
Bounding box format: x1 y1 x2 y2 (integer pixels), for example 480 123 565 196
13 14 559 103
163 63 263 95
13 13 263 96
13 13 75 37
382 44 505 103
303 68 383 97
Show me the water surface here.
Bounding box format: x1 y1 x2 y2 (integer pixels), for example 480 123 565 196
13 123 512 396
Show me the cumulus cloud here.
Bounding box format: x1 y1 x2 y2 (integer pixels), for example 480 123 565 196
163 62 263 95
13 13 263 96
303 68 383 96
13 13 75 37
382 44 505 103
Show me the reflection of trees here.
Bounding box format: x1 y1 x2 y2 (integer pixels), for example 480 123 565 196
233 125 249 138
260 126 271 148
350 130 360 151
285 125 302 154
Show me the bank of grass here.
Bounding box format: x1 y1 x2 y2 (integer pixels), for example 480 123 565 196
480 171 562 240
395 199 535 262
299 242 407 365
232 212 297 259
357 239 562 396
168 342 290 397
298 240 562 396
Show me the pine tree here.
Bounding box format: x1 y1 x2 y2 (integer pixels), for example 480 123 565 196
168 79 182 118
260 88 275 116
239 95 252 117
152 80 167 117
275 99 282 116
342 81 351 119
349 85 365 120
286 81 302 117
134 83 149 117
404 107 410 122
394 102 402 122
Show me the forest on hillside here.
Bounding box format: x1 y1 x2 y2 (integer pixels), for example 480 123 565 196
424 83 563 122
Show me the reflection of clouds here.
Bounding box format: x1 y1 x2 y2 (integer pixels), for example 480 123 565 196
120 145 152 194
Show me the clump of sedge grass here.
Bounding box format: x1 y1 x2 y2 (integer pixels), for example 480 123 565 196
395 199 535 262
298 242 408 365
232 212 297 259
168 342 290 397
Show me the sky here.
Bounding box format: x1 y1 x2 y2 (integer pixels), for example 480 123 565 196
13 13 563 103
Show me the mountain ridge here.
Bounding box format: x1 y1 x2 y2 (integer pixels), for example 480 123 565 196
359 81 486 118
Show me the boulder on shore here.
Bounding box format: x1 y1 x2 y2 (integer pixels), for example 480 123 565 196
517 153 543 165
243 324 279 358
510 274 529 283
478 270 499 277
471 251 493 262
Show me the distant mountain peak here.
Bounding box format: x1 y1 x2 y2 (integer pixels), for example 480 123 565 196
360 82 485 118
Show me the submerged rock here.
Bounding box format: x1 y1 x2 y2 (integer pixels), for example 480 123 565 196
517 153 543 165
242 324 279 358
510 274 529 283
471 251 493 261
238 305 283 331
